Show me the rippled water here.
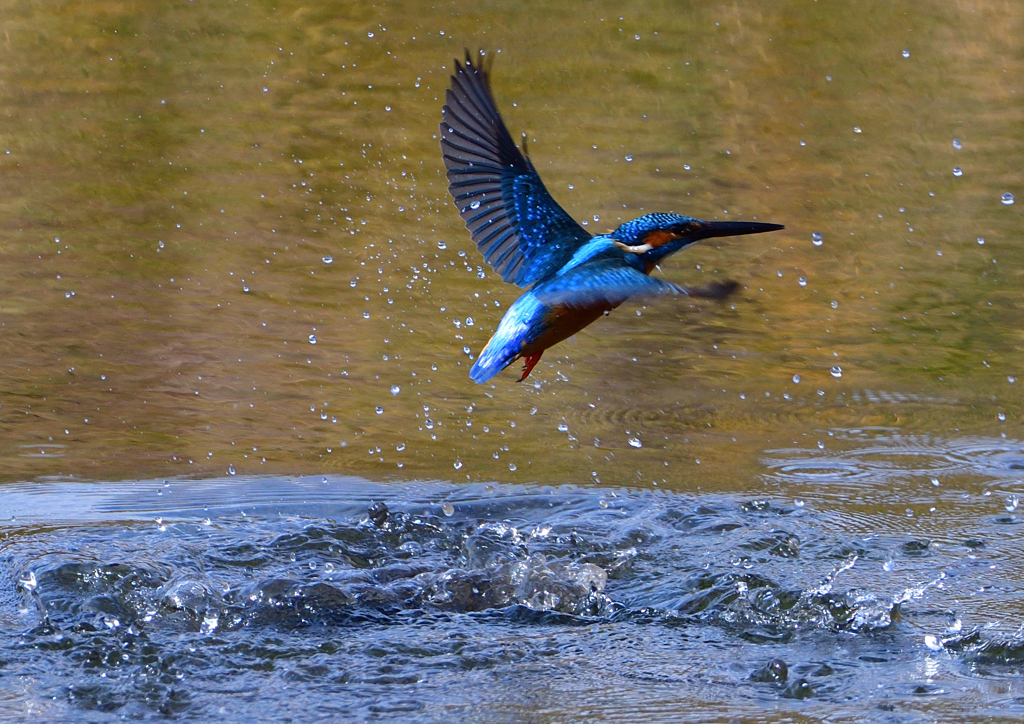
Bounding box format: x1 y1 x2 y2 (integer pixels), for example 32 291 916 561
1 0 1023 720
1 0 1020 484
4 465 1024 722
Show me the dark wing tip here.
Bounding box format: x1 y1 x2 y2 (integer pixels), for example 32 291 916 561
453 49 492 83
682 280 739 300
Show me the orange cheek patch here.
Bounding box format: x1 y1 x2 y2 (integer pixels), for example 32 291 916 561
640 229 683 248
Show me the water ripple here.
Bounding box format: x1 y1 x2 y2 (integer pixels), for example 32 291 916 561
0 478 1021 720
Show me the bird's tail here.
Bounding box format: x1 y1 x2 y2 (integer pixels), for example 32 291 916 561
469 340 516 383
469 293 541 383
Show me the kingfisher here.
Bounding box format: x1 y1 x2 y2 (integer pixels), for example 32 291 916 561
440 51 783 384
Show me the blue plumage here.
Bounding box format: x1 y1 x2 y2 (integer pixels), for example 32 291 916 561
612 213 698 244
470 292 543 383
440 53 591 287
442 52 784 383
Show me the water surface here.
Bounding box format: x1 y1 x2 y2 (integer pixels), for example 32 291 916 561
3 474 1024 722
0 0 1022 720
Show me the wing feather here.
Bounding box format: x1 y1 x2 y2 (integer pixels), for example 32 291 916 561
534 259 688 310
440 51 592 287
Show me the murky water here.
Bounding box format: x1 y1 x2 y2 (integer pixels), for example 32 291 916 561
0 0 1022 720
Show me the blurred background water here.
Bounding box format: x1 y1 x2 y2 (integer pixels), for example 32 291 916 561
0 0 1022 720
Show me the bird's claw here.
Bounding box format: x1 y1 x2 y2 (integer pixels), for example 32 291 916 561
517 351 544 382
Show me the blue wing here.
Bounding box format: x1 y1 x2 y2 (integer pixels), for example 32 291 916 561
533 259 688 310
440 51 593 287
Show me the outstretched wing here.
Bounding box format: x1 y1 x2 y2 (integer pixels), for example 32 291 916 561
440 51 592 288
533 259 690 310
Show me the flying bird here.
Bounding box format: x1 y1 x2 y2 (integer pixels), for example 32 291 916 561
439 51 783 384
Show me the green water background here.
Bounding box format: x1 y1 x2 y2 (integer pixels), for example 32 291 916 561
0 0 1020 493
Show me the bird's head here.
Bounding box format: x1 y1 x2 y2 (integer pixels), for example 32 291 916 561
611 212 783 267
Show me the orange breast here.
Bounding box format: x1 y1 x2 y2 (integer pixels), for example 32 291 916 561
519 304 609 356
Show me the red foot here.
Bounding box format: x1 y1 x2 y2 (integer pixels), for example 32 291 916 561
517 351 544 382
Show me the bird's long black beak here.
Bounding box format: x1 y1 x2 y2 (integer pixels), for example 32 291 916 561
698 220 784 239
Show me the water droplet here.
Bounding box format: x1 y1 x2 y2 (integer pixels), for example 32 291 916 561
1008 376 1016 384
830 300 838 309
508 462 517 471
465 317 474 326
308 334 317 344
385 105 391 112
1006 495 1018 512
683 164 691 170
628 437 642 448
901 49 910 58
157 240 165 250
952 167 963 177
997 412 1006 421
817 440 825 450
624 154 634 162
17 571 37 592
931 478 941 487
924 635 942 652
322 255 333 264
469 200 481 210
228 464 236 476
811 232 823 247
243 285 250 293
882 560 894 572
1001 192 1015 206
977 237 985 245
792 374 801 384
389 385 401 397
830 365 843 378
952 138 962 150
798 276 807 287
453 459 463 470
64 291 76 299
437 240 447 250
441 501 455 516
375 406 384 415
363 311 370 319
853 126 862 134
